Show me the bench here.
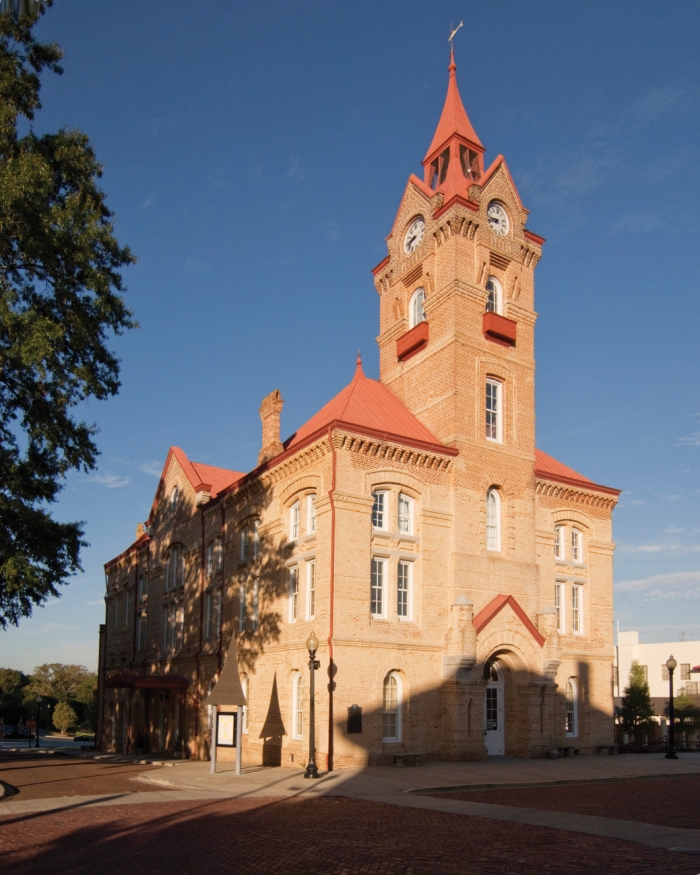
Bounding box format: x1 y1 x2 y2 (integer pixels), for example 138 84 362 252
557 747 580 758
393 753 423 767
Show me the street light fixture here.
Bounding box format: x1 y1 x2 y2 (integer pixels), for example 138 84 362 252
35 696 42 748
665 655 678 760
304 631 320 779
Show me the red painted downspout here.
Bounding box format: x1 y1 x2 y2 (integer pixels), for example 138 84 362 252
326 426 337 772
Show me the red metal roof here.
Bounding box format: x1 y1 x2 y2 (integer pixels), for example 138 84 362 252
284 357 448 453
423 48 483 164
191 461 243 498
535 448 620 495
473 593 545 648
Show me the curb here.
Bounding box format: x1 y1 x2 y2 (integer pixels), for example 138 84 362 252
406 770 700 795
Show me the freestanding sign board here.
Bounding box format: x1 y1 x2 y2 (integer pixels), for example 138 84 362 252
217 712 236 747
203 632 246 775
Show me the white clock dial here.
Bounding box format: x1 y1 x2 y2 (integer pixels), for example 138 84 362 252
487 202 510 237
403 216 425 254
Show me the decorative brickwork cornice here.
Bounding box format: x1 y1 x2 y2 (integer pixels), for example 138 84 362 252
536 478 619 510
432 213 479 249
334 429 455 471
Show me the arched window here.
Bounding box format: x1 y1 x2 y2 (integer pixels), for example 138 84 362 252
171 485 179 511
382 673 402 742
409 288 426 329
486 276 502 314
565 679 578 737
486 488 501 552
166 545 184 591
292 673 303 739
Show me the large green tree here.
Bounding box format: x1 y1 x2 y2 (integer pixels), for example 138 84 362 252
619 660 655 741
0 2 135 627
26 662 95 702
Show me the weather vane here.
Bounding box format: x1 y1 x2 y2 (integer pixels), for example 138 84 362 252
448 21 463 43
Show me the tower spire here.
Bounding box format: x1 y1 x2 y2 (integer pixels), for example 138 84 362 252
422 48 485 194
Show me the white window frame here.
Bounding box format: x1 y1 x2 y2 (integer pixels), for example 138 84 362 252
555 582 565 633
252 577 259 631
572 585 583 634
206 543 214 578
289 566 299 622
485 275 503 315
382 673 402 742
291 672 303 740
307 494 316 534
485 379 502 443
306 560 316 620
253 521 259 559
397 560 413 620
240 529 248 562
204 591 213 640
409 287 426 329
565 678 579 737
372 491 388 530
398 493 414 535
371 557 387 618
215 536 223 571
571 528 582 563
290 501 300 541
554 526 564 560
239 578 247 632
486 488 501 552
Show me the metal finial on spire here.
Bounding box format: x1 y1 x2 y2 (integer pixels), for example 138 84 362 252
356 350 362 366
448 21 463 44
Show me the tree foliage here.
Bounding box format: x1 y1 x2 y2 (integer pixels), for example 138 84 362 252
52 699 76 734
619 660 655 740
26 662 95 702
0 2 135 628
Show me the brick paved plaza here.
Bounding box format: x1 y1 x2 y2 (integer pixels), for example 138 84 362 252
1 753 700 875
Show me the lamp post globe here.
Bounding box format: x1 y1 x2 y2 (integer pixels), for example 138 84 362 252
665 655 678 760
303 631 320 779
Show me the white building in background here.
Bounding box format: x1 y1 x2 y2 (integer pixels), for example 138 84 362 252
614 631 700 705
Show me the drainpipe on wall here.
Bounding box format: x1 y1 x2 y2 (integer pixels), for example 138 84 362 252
196 505 206 758
327 426 337 772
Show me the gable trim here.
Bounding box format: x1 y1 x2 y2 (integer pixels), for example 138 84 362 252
473 593 545 648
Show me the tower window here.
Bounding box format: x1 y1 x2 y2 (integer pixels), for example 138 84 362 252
409 288 426 329
486 379 502 442
486 276 502 315
486 488 501 552
438 147 450 184
459 144 480 180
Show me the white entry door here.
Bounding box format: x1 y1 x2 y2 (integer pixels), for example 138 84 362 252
484 664 504 756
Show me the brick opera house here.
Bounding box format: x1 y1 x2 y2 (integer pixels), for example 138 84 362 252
97 52 620 766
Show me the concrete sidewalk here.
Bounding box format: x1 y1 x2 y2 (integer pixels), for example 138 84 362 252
2 754 700 856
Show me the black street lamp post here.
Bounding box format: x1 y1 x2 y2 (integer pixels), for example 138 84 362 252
304 631 320 779
665 655 678 760
35 696 41 748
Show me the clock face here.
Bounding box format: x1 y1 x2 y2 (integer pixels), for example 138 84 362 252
487 202 510 237
403 216 425 254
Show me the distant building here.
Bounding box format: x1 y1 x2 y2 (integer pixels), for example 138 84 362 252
614 630 700 716
97 51 621 766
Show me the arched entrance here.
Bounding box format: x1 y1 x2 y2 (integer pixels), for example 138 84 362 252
484 660 504 756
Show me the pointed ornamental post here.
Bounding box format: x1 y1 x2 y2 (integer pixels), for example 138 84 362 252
204 632 247 775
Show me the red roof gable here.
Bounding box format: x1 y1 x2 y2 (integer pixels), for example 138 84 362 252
423 48 483 164
473 594 545 648
191 461 243 498
535 448 620 496
284 358 452 454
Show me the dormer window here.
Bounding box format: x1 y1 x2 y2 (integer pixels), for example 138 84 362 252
485 276 502 315
409 288 426 329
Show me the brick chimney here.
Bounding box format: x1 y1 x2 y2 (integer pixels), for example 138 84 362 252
258 389 284 465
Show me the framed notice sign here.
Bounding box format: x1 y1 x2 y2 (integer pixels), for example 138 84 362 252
217 712 237 747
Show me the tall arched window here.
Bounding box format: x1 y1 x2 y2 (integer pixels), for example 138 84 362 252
171 485 179 511
292 673 303 740
486 276 502 314
382 673 402 742
565 678 578 737
486 488 501 552
409 288 426 329
166 545 184 590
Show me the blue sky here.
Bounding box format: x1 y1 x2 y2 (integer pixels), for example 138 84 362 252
1 0 700 672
